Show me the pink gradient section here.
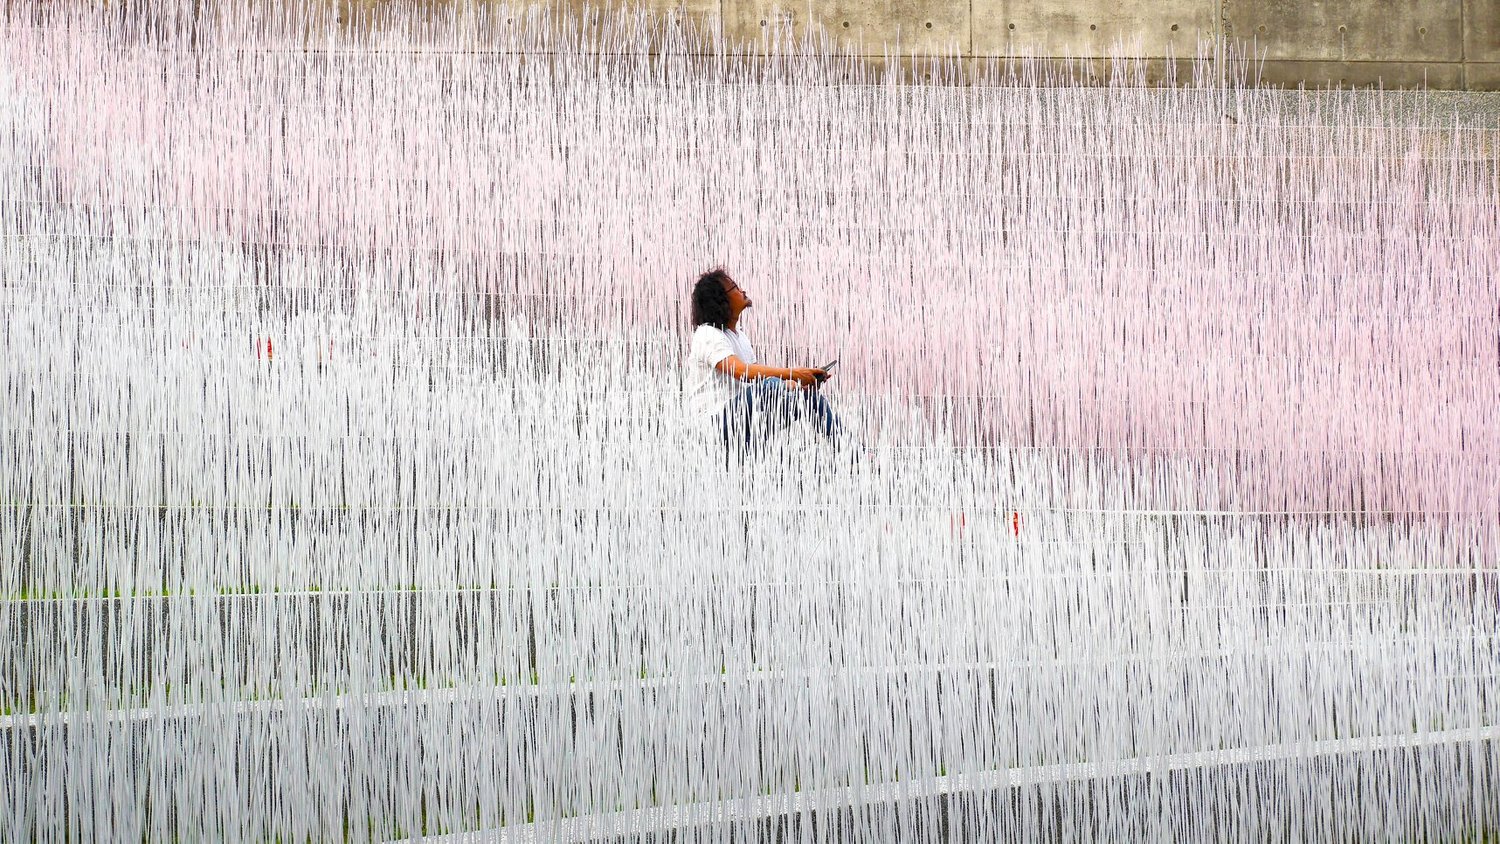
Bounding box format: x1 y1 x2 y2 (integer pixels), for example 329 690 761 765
11 17 1498 517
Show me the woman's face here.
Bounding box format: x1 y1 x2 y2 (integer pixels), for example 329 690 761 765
722 276 753 319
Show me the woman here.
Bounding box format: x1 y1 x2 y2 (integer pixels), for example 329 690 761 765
683 268 844 454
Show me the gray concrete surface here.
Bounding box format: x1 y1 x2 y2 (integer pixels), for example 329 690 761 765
386 0 1497 90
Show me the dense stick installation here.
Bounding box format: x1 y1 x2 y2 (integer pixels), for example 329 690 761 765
2 2 1498 841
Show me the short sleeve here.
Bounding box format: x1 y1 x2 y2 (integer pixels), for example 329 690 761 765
691 326 736 369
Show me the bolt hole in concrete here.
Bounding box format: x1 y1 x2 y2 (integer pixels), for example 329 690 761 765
1419 26 1427 35
760 19 765 26
1090 23 1097 31
1258 24 1267 33
1339 24 1347 33
1171 24 1179 31
925 21 932 29
842 20 848 27
1008 22 1015 30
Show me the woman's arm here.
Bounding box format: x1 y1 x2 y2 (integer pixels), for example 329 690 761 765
715 355 826 387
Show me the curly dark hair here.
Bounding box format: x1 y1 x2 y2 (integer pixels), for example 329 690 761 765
691 268 734 329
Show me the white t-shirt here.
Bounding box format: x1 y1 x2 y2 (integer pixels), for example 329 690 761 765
684 324 756 421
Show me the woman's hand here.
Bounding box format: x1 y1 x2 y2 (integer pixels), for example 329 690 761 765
786 367 827 388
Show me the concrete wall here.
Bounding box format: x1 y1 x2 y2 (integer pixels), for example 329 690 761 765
630 0 1499 90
